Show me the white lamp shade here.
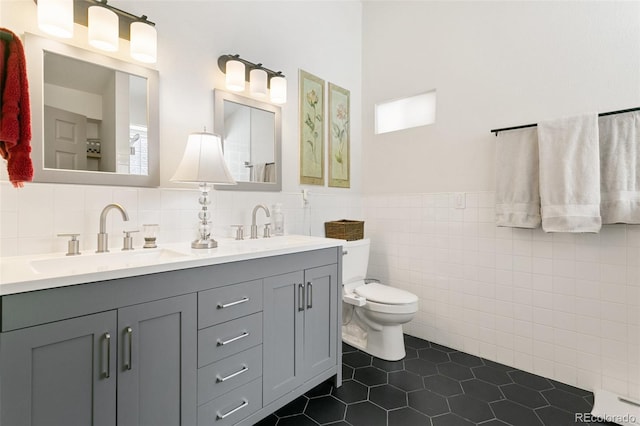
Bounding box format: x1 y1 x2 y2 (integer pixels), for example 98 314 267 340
130 21 157 63
88 5 119 52
270 76 287 104
37 0 74 38
250 68 268 98
225 60 245 92
171 132 236 184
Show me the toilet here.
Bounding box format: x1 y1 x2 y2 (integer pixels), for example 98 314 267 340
341 238 418 361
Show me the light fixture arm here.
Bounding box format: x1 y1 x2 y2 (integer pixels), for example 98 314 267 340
218 54 285 88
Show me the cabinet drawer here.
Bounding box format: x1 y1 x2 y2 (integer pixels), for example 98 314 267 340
198 280 263 329
198 312 262 367
197 377 262 426
198 345 262 405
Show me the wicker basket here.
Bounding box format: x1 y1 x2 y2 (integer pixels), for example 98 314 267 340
324 220 364 241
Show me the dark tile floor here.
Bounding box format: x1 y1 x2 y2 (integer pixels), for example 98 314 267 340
255 335 613 426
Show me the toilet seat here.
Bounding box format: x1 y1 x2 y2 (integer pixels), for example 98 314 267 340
355 283 418 305
363 299 418 314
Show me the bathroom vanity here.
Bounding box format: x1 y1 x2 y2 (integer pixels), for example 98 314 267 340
0 236 342 426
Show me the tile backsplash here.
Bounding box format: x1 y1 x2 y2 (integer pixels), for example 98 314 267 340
0 182 362 256
364 191 640 399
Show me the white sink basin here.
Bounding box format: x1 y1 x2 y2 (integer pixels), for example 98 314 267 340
29 248 189 275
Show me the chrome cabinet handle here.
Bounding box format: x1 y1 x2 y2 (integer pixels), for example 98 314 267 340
306 282 313 309
216 366 249 383
125 327 133 371
216 400 249 420
217 331 249 346
217 297 249 309
103 332 111 379
298 283 305 312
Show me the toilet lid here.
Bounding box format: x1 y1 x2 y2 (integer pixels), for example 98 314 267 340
355 283 418 305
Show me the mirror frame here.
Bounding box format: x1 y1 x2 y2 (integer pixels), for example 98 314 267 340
24 33 160 187
213 89 282 192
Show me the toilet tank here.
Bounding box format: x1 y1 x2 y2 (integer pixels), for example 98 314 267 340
342 238 370 284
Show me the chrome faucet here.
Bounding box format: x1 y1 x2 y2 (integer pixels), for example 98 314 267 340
250 204 270 239
97 203 130 253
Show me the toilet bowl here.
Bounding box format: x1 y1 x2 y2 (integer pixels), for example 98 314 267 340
341 239 418 361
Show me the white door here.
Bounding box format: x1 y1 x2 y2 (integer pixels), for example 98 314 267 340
44 105 87 170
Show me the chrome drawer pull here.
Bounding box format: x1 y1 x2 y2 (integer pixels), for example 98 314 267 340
216 366 249 383
217 297 249 309
216 399 249 420
103 332 111 379
306 282 313 309
217 331 249 346
125 327 133 371
298 283 305 312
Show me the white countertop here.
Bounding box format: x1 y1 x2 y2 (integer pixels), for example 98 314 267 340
0 235 344 296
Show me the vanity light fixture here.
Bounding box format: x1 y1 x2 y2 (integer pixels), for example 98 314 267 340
218 54 287 104
225 59 246 92
88 3 118 51
250 67 268 98
35 0 157 63
170 131 236 249
37 0 74 38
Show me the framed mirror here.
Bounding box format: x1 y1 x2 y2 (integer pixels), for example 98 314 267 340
213 90 282 192
24 33 159 187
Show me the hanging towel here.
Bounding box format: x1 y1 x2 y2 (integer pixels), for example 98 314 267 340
252 163 266 182
599 111 640 224
264 163 276 183
0 28 33 188
538 114 601 232
495 127 541 228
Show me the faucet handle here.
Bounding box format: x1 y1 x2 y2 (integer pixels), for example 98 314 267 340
263 223 271 238
122 230 139 251
58 233 81 256
231 225 244 240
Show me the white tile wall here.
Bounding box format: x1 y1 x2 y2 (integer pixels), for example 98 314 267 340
0 181 362 257
3 182 638 399
364 191 640 399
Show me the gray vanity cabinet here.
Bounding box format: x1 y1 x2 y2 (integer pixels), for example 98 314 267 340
263 264 338 405
117 293 197 426
0 246 341 426
0 311 118 426
0 294 197 426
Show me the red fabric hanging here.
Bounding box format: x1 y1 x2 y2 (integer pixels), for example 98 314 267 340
0 28 33 188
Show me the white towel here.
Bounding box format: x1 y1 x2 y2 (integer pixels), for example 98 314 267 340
495 127 541 228
599 111 640 224
264 163 276 183
252 163 265 182
538 114 601 232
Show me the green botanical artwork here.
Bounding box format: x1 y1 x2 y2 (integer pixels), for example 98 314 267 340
328 83 350 188
299 70 324 185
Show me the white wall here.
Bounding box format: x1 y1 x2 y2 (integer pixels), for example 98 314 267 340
362 1 640 193
0 1 363 254
362 1 640 399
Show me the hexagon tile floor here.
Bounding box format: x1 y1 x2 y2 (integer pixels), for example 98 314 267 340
255 335 613 426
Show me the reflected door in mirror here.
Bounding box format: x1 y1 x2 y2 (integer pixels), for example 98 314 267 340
44 106 87 170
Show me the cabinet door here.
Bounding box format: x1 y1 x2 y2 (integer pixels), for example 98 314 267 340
303 264 338 380
263 271 304 405
0 311 117 426
117 293 197 426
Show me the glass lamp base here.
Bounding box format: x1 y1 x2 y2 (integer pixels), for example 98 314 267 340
191 238 218 249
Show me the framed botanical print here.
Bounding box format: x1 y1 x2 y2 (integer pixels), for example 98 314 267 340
299 69 325 185
328 83 350 188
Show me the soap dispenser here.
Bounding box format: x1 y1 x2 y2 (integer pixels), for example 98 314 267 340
272 203 284 236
